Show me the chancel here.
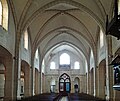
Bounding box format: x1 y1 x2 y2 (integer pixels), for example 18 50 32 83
0 0 120 101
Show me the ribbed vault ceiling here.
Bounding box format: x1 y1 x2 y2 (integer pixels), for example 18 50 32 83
11 0 113 60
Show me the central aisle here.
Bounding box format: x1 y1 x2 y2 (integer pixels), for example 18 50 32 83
59 96 68 101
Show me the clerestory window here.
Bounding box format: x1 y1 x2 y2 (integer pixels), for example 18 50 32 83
100 29 104 48
60 53 70 65
74 61 80 69
50 62 55 69
0 1 2 25
118 0 120 14
0 0 8 30
24 29 28 50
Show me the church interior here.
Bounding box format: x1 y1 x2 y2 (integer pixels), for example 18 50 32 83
0 0 120 101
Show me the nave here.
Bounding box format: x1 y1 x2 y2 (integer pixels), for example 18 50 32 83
17 93 105 101
0 0 120 101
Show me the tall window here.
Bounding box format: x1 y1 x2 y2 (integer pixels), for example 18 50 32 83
42 59 45 73
35 49 38 59
100 29 104 48
60 53 70 65
74 61 80 69
50 62 55 69
24 29 28 50
0 1 2 25
0 0 8 30
118 0 120 14
34 49 39 71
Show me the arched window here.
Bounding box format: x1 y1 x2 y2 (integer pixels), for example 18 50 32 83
100 29 104 48
34 49 39 71
74 61 80 69
0 0 8 30
42 59 45 73
0 1 2 25
35 49 38 59
50 62 55 69
60 53 70 65
24 29 28 50
118 0 120 14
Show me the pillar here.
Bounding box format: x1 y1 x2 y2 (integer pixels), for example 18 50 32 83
24 65 31 97
4 57 14 101
106 36 113 100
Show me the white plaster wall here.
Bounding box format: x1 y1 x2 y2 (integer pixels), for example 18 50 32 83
34 58 39 71
45 50 85 75
97 32 106 65
0 7 15 56
43 50 87 93
20 34 31 65
98 46 106 63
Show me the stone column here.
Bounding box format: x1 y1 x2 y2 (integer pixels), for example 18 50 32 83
28 67 31 96
34 69 39 94
88 72 91 94
98 63 106 99
38 72 40 94
17 58 21 100
30 67 34 95
106 36 113 100
95 67 99 97
4 57 14 101
93 67 97 96
40 70 42 93
86 73 89 94
24 66 30 97
55 80 58 93
90 69 94 95
71 78 74 93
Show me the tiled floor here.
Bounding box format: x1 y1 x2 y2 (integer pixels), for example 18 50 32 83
60 96 68 101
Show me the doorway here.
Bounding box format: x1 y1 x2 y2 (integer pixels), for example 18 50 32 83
74 77 80 93
59 73 71 93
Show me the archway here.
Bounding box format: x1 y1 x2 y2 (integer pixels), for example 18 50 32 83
50 79 56 93
0 63 5 101
20 60 31 97
74 77 80 93
0 45 13 101
59 73 71 93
